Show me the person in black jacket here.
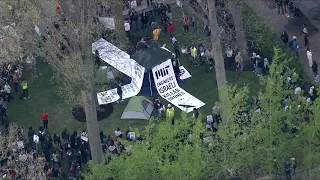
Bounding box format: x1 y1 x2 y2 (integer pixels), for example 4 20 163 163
129 9 139 32
116 81 123 103
281 31 289 45
275 0 284 15
140 11 148 30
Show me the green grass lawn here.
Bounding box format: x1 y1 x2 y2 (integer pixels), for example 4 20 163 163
6 8 261 136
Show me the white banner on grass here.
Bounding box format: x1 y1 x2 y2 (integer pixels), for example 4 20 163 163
93 38 145 105
92 38 132 77
96 60 145 104
179 66 191 80
152 60 205 112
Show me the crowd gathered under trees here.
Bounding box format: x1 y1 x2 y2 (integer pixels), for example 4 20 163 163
0 0 319 179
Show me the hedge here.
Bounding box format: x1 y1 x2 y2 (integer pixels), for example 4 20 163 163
242 5 308 82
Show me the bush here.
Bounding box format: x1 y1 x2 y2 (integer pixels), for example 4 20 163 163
242 5 308 82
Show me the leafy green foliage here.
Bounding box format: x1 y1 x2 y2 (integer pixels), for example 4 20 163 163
83 116 208 180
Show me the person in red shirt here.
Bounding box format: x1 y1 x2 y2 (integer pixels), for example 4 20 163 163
167 20 174 38
56 3 63 14
182 15 189 31
41 110 49 129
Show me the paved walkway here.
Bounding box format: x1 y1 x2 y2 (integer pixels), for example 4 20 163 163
244 0 320 85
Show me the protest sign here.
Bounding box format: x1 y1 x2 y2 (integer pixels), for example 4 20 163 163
152 59 205 112
93 39 145 105
92 38 132 77
96 60 145 104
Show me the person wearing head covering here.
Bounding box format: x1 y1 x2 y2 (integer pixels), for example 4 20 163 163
291 36 299 51
251 52 257 73
166 104 175 125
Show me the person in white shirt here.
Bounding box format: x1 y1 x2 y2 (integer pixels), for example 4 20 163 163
124 19 131 38
307 47 312 68
81 130 87 137
3 83 12 102
302 24 308 46
115 128 123 138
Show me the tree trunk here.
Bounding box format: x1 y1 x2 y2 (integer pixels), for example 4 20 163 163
208 0 227 95
112 0 130 49
230 1 248 63
81 89 103 164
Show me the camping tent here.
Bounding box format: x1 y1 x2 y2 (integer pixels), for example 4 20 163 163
121 96 154 120
131 39 180 97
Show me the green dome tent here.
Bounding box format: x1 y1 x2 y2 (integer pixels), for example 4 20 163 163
121 96 155 120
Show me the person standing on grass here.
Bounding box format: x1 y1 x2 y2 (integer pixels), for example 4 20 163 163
116 81 123 103
41 110 49 129
235 52 244 77
0 105 7 125
226 46 234 70
312 61 319 82
4 83 12 102
166 4 172 20
124 19 131 38
166 104 175 125
251 52 257 73
167 20 174 38
129 8 138 32
198 43 205 66
21 79 29 99
307 47 313 68
140 11 148 31
256 55 263 76
193 108 199 119
205 46 214 70
190 14 196 29
182 14 189 32
172 37 180 58
12 73 19 92
191 45 198 66
152 27 161 41
281 31 289 45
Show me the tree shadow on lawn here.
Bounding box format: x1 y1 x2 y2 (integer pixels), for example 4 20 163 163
6 60 148 135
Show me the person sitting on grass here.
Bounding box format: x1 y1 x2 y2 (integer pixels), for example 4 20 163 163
115 128 123 138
